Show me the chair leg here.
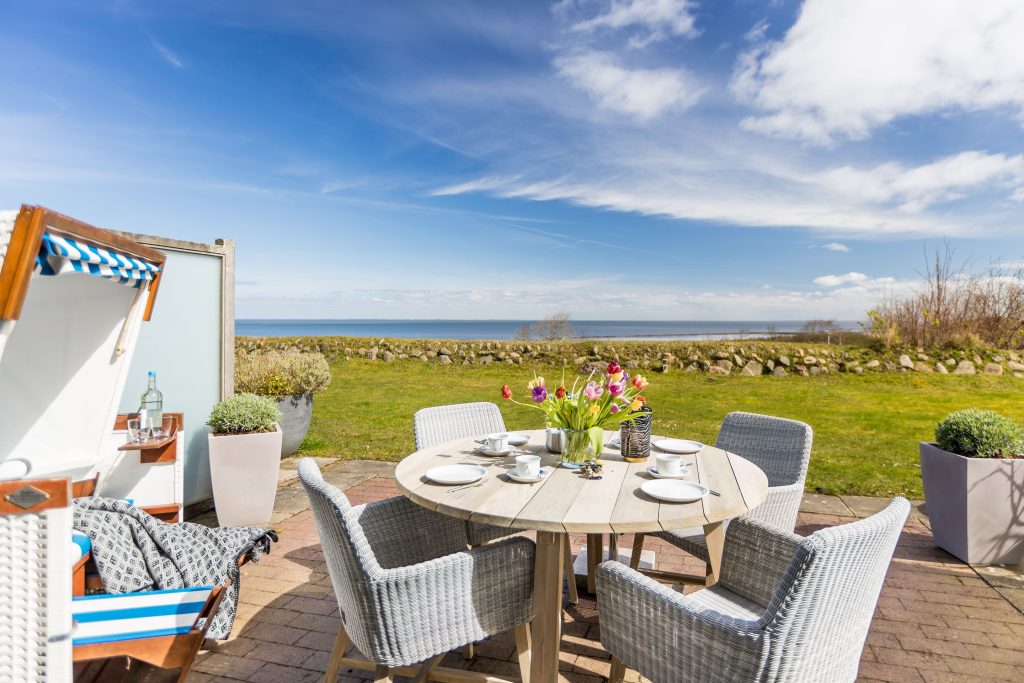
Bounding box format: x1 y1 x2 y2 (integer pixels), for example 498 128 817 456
514 623 532 683
463 642 475 660
629 534 645 570
324 624 351 683
374 664 393 682
609 656 626 683
410 654 445 683
563 535 579 605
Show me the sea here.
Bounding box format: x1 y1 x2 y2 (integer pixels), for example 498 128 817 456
235 319 862 342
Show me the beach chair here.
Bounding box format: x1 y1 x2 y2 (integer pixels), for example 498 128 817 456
0 477 74 682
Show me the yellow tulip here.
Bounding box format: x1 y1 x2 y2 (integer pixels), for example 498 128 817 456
589 404 600 415
528 376 546 390
610 371 623 382
630 399 643 411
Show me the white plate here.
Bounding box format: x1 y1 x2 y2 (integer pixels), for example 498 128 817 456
425 464 488 485
641 479 709 503
506 466 553 483
508 433 530 446
654 438 705 454
478 444 516 457
646 466 690 480
605 436 621 449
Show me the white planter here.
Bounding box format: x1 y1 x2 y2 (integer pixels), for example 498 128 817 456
208 424 283 527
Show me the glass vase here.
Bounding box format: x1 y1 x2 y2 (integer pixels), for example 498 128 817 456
560 427 603 468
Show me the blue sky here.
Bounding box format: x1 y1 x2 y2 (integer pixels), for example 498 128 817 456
1 0 1022 320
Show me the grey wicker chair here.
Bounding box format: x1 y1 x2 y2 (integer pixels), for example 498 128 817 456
600 497 910 683
630 411 813 582
298 459 534 682
413 402 519 547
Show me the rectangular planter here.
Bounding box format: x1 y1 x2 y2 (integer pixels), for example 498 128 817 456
920 442 1024 564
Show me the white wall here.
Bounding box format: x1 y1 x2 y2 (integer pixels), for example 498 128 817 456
119 249 225 504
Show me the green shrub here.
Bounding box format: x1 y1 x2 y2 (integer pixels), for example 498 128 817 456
935 409 1024 458
208 393 281 435
235 352 332 396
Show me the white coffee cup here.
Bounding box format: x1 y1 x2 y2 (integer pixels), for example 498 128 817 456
486 432 509 452
515 454 541 478
655 453 683 476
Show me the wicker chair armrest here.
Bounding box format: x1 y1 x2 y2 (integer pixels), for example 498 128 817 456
355 495 470 567
745 481 805 531
597 561 767 681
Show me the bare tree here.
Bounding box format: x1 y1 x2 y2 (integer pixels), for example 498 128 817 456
517 312 576 341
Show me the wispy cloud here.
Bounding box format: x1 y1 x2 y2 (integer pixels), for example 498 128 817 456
569 0 700 48
822 242 850 252
149 37 184 69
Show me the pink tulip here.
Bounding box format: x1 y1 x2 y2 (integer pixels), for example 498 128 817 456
607 380 625 397
583 381 603 400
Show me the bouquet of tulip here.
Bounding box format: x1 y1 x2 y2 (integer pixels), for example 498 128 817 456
501 361 649 465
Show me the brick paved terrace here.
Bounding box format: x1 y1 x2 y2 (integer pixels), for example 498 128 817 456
186 461 1024 683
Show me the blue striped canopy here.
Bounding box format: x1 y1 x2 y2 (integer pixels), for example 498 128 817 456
35 232 160 288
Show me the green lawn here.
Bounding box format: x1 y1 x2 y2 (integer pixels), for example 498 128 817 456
299 359 1024 498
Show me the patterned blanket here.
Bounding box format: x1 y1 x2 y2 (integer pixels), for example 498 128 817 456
72 497 277 639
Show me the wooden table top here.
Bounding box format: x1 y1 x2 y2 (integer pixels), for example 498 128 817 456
395 430 768 534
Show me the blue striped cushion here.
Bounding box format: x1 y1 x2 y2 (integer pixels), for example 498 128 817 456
71 586 212 645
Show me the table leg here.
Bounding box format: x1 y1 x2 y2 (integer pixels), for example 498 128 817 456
703 521 725 587
531 530 564 683
585 533 602 594
607 533 618 562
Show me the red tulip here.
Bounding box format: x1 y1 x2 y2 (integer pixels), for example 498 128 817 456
607 361 622 375
501 384 513 400
555 386 566 399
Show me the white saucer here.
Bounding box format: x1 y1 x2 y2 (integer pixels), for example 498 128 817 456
654 438 705 454
507 433 530 446
605 437 621 449
641 479 709 503
425 464 487 485
506 466 553 483
646 466 690 480
478 444 516 457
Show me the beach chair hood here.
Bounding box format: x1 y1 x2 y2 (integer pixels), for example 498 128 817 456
0 205 165 480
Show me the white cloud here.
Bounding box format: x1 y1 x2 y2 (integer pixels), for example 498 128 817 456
822 242 850 252
732 0 1024 143
813 272 869 287
570 0 699 48
554 51 704 120
814 151 1024 213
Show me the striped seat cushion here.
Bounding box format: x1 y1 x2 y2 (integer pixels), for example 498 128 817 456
71 586 212 646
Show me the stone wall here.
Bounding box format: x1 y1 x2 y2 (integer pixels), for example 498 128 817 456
236 336 1024 378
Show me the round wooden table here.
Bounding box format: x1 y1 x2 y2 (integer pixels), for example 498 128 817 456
395 429 768 683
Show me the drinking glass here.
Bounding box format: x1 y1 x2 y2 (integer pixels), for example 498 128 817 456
127 418 146 444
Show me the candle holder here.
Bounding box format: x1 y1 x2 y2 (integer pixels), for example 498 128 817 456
620 406 652 463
